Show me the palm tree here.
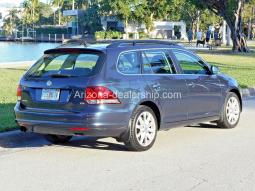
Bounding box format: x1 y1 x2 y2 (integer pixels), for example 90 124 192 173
21 0 32 37
2 17 12 35
51 0 65 25
6 8 18 35
28 0 39 36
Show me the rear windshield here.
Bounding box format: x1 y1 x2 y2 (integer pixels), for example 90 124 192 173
26 53 105 78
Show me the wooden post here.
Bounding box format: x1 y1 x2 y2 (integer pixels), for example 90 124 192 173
41 34 43 42
55 34 56 42
62 34 64 42
49 34 50 42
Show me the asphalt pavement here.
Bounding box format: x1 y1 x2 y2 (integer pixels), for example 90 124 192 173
0 96 254 191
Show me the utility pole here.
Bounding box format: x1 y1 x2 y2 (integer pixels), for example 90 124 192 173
72 0 74 10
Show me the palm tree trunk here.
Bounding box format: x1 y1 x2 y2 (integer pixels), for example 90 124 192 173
59 8 61 25
11 18 13 35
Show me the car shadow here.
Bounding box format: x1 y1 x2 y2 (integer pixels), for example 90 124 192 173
186 123 224 129
2 135 128 152
60 136 127 151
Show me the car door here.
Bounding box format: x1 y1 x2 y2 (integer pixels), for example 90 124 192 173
141 49 189 123
172 49 222 119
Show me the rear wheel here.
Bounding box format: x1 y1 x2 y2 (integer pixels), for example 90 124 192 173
124 106 158 151
217 92 241 129
43 134 72 144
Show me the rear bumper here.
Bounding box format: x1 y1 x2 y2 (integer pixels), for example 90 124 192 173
14 102 130 137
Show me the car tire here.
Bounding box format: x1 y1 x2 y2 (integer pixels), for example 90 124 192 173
43 134 72 144
124 106 158 151
217 92 241 129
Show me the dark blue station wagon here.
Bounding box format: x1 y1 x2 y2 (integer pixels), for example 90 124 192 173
15 40 242 151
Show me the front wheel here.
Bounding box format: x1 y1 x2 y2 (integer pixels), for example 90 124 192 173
217 92 241 129
124 106 158 151
43 134 72 144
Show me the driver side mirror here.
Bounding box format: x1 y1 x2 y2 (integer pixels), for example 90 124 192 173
211 66 220 75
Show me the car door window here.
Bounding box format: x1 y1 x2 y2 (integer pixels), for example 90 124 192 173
117 51 140 74
172 50 210 75
143 50 176 74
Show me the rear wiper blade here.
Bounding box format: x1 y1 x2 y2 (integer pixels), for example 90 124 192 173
50 73 80 78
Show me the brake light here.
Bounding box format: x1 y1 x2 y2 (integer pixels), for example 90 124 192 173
70 128 89 131
59 49 80 52
17 85 22 101
85 86 121 105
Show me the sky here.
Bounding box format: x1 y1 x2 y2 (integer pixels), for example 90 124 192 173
0 0 48 6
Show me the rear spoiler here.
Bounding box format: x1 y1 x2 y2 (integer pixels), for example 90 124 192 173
44 48 106 54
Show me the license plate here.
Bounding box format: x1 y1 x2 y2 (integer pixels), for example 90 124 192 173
41 89 60 101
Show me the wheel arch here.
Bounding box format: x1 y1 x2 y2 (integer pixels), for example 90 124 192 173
229 88 242 111
116 99 162 143
139 101 161 130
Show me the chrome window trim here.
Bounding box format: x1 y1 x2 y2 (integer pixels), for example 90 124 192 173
116 48 179 76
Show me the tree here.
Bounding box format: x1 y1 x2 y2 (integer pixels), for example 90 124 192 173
51 0 64 25
100 0 137 38
79 4 103 34
28 0 39 34
135 0 174 37
6 8 19 35
21 0 32 36
2 17 12 35
188 0 255 52
178 0 202 31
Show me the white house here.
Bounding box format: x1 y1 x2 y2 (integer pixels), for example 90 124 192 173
63 9 187 39
101 17 187 39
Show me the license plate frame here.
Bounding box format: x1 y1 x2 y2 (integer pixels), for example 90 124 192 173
41 89 60 101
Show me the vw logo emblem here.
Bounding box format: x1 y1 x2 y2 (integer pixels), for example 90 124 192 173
47 80 52 87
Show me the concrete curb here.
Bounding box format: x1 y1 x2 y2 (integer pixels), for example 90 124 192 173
0 130 43 148
241 87 255 98
0 87 254 147
0 61 36 69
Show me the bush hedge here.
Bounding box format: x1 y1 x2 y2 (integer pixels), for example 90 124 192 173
138 31 147 39
105 30 122 39
94 31 106 40
34 27 67 34
94 30 147 40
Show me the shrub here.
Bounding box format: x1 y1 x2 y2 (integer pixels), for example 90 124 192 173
105 30 122 39
138 31 147 39
94 31 105 40
128 32 137 39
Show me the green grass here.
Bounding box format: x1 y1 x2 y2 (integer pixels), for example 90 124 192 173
197 52 255 88
0 68 28 132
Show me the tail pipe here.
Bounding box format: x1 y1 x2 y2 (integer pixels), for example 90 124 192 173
20 126 29 132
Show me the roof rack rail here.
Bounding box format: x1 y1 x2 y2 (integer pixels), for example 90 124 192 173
106 40 178 48
55 39 90 49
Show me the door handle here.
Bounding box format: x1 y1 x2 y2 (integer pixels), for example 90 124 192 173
188 82 195 87
153 83 160 88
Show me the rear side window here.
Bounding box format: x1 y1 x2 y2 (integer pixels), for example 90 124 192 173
117 51 140 74
143 50 176 74
26 53 105 78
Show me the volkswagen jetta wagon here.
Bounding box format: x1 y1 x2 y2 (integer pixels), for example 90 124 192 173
14 40 242 151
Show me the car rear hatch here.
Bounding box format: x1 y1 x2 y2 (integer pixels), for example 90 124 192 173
20 48 106 113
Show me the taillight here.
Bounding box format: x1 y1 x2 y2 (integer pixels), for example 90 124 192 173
85 86 121 105
17 85 22 101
